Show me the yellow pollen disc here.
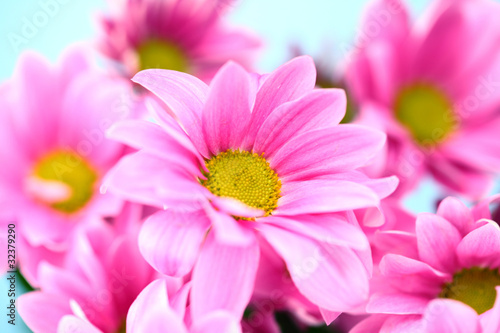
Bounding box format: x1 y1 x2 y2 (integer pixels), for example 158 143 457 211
32 150 98 214
439 267 500 314
394 83 458 146
136 38 188 72
200 150 282 217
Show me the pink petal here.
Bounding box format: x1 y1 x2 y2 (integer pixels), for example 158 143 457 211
362 0 410 45
428 150 493 200
11 51 58 156
253 89 346 157
380 315 423 333
372 231 418 260
194 25 261 65
204 204 257 246
57 315 102 333
57 46 92 85
262 214 369 250
319 308 341 325
367 293 429 314
107 119 203 173
275 180 380 215
58 74 128 167
169 282 191 320
413 0 500 98
132 69 210 157
259 224 369 311
416 213 461 273
319 171 399 200
456 221 500 268
37 262 94 303
480 287 500 333
127 279 188 333
350 315 388 333
139 209 211 277
442 118 500 173
103 151 208 209
18 292 71 333
202 61 252 154
191 311 242 333
107 235 154 318
190 231 259 321
472 194 500 221
270 125 386 181
210 196 264 219
422 299 480 333
242 56 316 149
437 196 474 235
379 254 447 295
144 96 206 164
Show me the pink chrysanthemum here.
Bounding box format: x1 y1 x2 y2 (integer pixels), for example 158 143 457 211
353 196 500 332
0 49 136 254
104 56 398 320
346 0 500 198
97 0 260 81
18 204 159 333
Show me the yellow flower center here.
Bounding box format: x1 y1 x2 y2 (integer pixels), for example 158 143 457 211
200 150 282 216
394 84 457 146
136 38 188 72
439 267 500 314
32 150 98 214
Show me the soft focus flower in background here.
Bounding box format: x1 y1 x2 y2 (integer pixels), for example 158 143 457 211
0 48 140 285
97 0 260 81
18 204 160 333
346 0 500 199
353 196 500 332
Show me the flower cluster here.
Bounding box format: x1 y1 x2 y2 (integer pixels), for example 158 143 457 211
2 0 500 332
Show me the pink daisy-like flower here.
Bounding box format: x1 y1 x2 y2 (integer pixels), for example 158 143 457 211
353 196 500 332
104 56 398 319
18 204 159 333
127 278 242 333
346 0 500 198
0 48 137 253
97 0 260 81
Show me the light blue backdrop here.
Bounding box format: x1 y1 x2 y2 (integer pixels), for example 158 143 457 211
1 0 498 332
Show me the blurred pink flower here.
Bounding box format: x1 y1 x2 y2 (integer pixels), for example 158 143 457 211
18 204 160 333
346 0 500 198
353 196 500 332
97 0 260 81
104 56 398 319
127 278 242 333
0 48 138 252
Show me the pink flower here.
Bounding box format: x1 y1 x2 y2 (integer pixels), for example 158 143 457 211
346 0 500 198
0 48 137 253
104 56 398 319
353 196 500 332
97 0 260 81
127 278 242 333
18 204 159 333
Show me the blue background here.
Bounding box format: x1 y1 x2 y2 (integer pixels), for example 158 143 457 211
1 0 498 332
